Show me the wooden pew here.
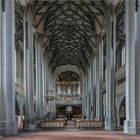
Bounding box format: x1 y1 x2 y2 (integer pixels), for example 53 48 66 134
77 120 103 130
41 120 65 130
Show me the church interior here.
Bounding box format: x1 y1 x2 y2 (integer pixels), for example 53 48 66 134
0 0 140 139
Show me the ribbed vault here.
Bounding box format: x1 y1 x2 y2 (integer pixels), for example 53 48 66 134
15 0 125 73
33 0 106 72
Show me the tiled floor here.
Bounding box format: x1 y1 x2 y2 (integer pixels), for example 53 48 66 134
0 131 140 140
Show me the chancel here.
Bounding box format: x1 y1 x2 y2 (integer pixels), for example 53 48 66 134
0 0 140 139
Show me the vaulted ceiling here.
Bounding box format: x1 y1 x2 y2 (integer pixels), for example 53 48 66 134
15 0 125 73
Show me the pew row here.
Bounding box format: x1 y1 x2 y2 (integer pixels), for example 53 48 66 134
41 120 65 130
76 120 103 130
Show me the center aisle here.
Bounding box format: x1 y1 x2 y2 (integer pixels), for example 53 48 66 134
65 120 79 132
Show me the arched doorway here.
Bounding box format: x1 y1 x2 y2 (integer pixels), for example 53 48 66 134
119 98 126 126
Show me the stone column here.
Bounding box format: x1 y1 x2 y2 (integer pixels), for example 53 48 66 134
35 35 43 120
47 65 54 90
23 4 35 131
45 53 49 95
85 75 88 119
96 38 103 121
46 63 56 113
95 46 99 120
42 53 46 114
124 0 140 135
105 5 116 130
86 71 90 119
85 75 88 118
135 7 140 133
90 62 94 119
82 79 86 118
117 110 120 128
48 66 52 89
86 66 92 119
46 89 56 116
45 53 50 93
43 53 49 116
92 57 96 119
0 0 17 136
0 2 1 124
88 66 93 119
